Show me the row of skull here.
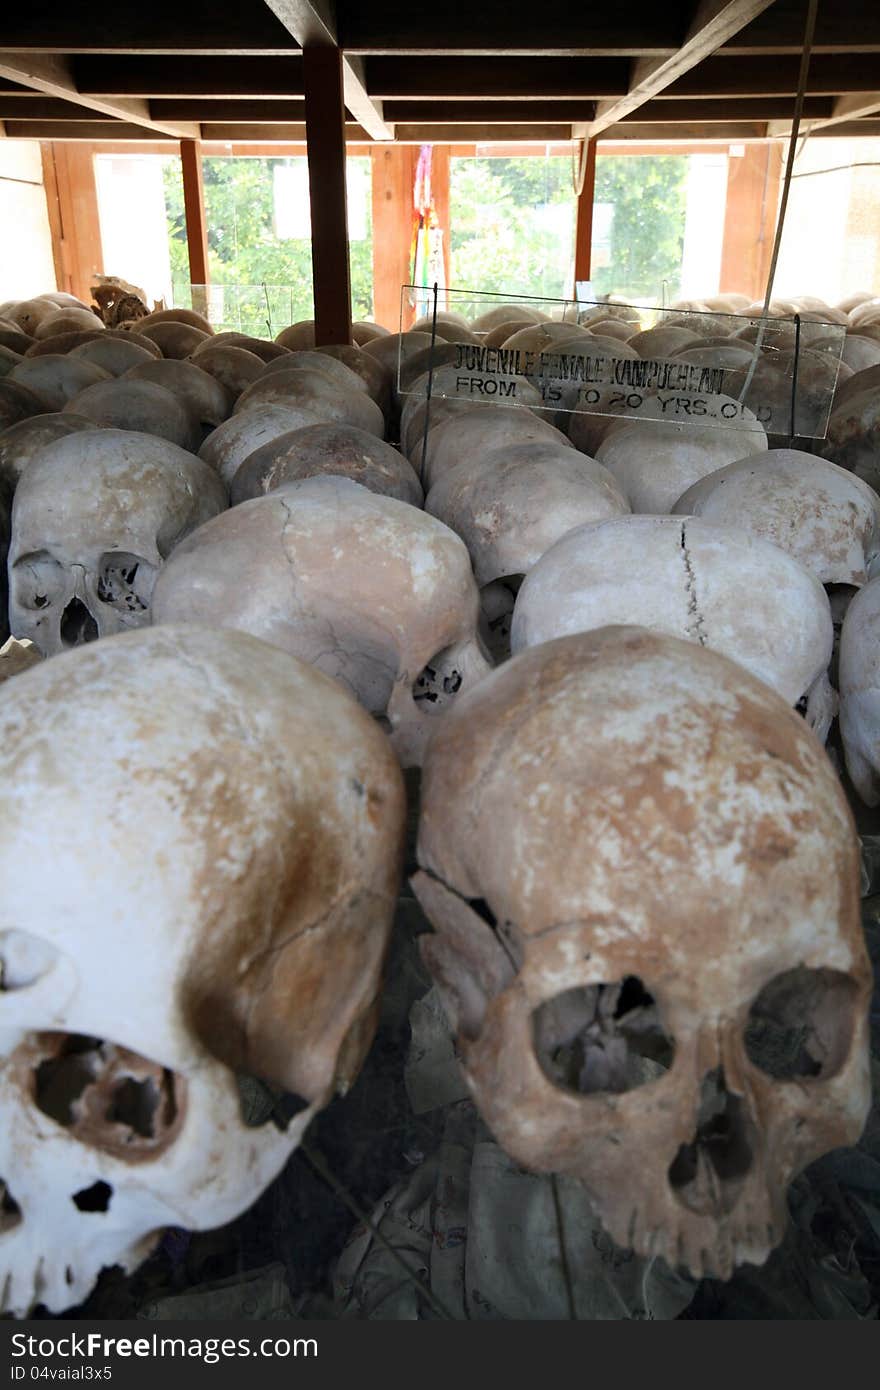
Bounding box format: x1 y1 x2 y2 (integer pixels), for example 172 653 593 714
0 287 877 1311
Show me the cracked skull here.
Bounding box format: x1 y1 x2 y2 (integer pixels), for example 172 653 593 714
151 474 493 766
511 515 836 741
7 429 227 656
412 626 872 1280
0 624 405 1315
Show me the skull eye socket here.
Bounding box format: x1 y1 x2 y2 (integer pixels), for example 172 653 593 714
12 551 65 611
532 977 675 1096
744 966 861 1081
26 1031 184 1161
95 552 157 614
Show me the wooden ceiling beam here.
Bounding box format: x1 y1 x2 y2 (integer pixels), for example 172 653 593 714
626 96 834 122
586 0 778 138
338 8 681 56
663 54 880 99
391 124 579 142
599 120 768 140
150 100 308 122
769 91 880 139
0 5 298 54
0 51 199 136
262 1 393 140
721 1 880 53
383 101 597 124
364 56 632 100
74 56 305 99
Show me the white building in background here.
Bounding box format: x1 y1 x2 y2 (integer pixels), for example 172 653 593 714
0 142 57 301
774 138 880 304
679 152 730 302
94 154 174 306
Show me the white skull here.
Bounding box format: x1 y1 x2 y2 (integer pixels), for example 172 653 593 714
839 575 880 804
594 403 767 513
8 430 227 656
511 515 836 739
0 623 405 1314
151 475 493 766
425 443 630 660
412 626 872 1280
674 449 880 587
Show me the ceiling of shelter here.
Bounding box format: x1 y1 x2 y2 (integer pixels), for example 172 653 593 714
0 0 878 145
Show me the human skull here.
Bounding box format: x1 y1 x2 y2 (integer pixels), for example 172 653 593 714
593 405 767 514
412 626 872 1280
151 475 493 767
424 443 630 660
0 623 405 1315
511 515 836 739
673 449 880 588
838 576 880 804
8 430 227 655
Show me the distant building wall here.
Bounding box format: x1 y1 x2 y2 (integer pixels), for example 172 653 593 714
0 142 57 301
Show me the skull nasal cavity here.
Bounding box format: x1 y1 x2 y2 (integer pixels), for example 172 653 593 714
60 597 99 647
668 1068 753 1217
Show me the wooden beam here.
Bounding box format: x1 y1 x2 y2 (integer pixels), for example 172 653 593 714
39 142 67 294
624 96 834 122
342 55 394 141
598 121 768 140
303 44 351 344
588 0 778 136
180 139 210 315
74 56 305 98
573 139 597 285
393 124 579 142
0 6 299 54
384 101 597 124
339 9 681 56
262 2 393 140
663 53 880 99
39 142 103 304
769 90 880 139
365 56 631 100
201 122 366 142
0 51 200 137
719 142 782 299
151 100 308 122
371 146 417 330
5 122 180 141
721 2 880 54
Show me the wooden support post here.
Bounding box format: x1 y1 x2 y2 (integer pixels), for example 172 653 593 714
573 138 597 289
40 142 103 306
719 143 783 301
431 145 451 290
371 145 416 332
303 45 352 345
179 138 209 317
370 144 451 333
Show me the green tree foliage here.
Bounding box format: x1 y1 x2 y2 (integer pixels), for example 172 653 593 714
161 150 690 333
593 156 688 303
449 153 688 305
161 155 374 334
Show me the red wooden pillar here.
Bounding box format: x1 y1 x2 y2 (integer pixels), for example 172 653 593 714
573 138 597 287
303 45 352 345
180 138 209 316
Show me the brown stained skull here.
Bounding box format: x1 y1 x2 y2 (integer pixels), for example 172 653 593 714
412 626 872 1280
